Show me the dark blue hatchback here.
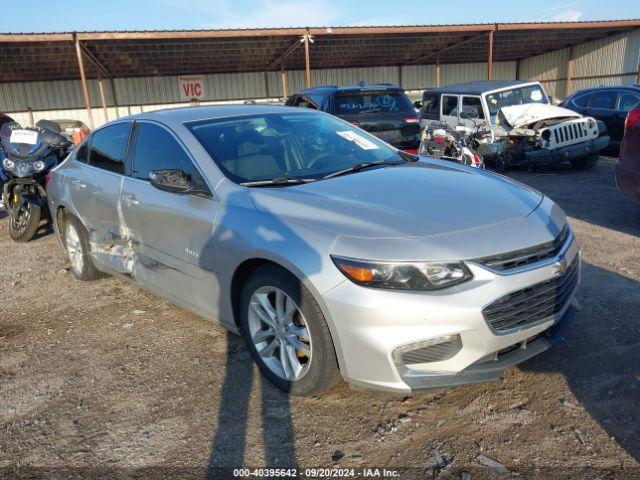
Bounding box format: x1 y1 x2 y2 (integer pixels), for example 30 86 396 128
286 84 420 152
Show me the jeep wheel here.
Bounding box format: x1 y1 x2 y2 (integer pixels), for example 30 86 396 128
570 154 598 170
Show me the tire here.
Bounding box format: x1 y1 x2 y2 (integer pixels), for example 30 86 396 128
491 154 509 173
9 202 41 242
239 265 341 396
570 154 598 170
63 215 103 281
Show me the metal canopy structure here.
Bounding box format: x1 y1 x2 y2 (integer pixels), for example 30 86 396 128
1 20 639 128
1 20 639 82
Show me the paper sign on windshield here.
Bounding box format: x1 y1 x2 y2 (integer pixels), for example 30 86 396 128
336 131 379 150
10 129 38 145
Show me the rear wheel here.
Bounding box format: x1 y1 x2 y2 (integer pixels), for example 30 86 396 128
9 202 41 242
570 154 598 170
64 215 103 281
239 265 341 395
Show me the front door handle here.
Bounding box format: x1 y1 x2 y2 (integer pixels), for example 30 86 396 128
72 180 87 189
123 193 139 206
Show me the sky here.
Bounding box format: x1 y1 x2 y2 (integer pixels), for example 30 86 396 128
0 0 638 32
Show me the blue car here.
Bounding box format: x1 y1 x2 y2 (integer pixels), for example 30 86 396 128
561 84 640 148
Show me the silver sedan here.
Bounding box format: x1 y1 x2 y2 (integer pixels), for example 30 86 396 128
46 105 580 395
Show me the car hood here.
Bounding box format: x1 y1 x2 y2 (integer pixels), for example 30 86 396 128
249 161 544 243
499 103 582 128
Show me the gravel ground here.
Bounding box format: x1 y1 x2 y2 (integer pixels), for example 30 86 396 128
0 156 638 479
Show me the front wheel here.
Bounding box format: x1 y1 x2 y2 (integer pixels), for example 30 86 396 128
239 265 341 395
9 202 41 242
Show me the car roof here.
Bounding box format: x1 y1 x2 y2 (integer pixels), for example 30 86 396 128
298 84 403 96
127 104 309 123
567 84 640 97
424 80 537 96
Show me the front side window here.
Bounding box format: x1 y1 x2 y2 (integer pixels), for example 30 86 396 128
485 84 549 120
334 91 414 115
572 94 590 108
442 96 459 116
131 123 195 180
186 112 407 184
587 91 615 109
461 96 485 119
616 91 640 112
88 122 130 174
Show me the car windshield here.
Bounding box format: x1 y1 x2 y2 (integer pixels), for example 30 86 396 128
334 91 415 115
485 85 549 123
186 112 406 184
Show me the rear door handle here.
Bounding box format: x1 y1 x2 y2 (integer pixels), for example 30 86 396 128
72 180 87 189
123 193 139 206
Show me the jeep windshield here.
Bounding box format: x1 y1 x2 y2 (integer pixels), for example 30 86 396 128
335 91 415 115
485 85 549 124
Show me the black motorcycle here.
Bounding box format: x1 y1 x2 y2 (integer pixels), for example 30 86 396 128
0 120 71 242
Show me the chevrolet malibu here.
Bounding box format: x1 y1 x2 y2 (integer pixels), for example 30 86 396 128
46 105 581 395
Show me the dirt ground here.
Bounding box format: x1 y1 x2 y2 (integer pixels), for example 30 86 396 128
0 156 639 479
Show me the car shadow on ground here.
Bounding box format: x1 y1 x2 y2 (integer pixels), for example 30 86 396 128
520 262 640 463
207 332 298 478
203 190 324 476
507 158 640 237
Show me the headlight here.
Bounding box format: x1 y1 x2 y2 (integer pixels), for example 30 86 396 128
331 256 473 291
2 158 14 171
33 161 46 171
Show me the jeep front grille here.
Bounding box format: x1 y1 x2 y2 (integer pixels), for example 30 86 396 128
543 118 597 148
475 226 570 272
482 258 580 333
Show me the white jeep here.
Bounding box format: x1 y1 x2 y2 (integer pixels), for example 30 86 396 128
417 80 610 171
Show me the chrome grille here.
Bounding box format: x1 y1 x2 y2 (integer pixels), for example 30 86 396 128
483 258 580 332
475 226 570 271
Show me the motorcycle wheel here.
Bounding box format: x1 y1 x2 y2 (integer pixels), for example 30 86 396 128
9 201 42 242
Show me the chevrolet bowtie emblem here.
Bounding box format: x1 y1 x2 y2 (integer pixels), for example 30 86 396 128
552 256 569 276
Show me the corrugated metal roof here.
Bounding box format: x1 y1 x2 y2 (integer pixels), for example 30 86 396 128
0 20 638 82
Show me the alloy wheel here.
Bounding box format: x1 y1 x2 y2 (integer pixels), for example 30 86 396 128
247 286 312 382
65 222 84 276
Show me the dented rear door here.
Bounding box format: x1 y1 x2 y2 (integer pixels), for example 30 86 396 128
69 122 132 274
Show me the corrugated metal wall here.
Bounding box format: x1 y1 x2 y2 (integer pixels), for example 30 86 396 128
520 29 640 99
2 28 637 128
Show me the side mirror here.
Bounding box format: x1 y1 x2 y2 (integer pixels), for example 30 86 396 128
149 169 210 196
413 100 423 109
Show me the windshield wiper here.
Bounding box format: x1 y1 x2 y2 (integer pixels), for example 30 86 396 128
322 161 399 180
240 177 316 187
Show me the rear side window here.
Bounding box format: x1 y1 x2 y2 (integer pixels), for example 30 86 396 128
587 92 615 109
88 123 130 174
334 91 414 115
131 123 196 180
421 94 439 114
616 91 640 112
294 96 319 109
75 141 89 163
443 96 459 116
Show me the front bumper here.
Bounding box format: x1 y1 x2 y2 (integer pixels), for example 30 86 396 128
321 238 581 393
525 135 609 164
